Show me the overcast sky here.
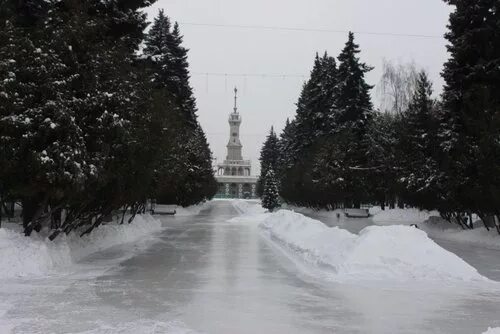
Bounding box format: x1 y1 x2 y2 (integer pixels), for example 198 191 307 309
144 0 452 174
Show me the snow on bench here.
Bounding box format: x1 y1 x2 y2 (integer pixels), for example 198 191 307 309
344 208 370 218
153 204 177 215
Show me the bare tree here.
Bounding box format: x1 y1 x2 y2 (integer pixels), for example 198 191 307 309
377 59 420 114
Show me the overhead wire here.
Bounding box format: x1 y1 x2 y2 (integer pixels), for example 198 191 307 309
179 22 444 40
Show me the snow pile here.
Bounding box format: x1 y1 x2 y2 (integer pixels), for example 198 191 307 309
73 319 202 334
483 328 500 334
175 201 211 216
231 199 266 215
260 210 487 282
0 214 163 279
0 228 73 278
371 206 437 225
65 214 163 260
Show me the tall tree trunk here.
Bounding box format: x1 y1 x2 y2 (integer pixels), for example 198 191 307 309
477 213 490 231
51 207 62 230
22 194 47 236
22 197 38 236
494 215 500 235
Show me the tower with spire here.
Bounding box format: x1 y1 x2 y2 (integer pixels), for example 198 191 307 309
226 87 243 160
215 88 257 198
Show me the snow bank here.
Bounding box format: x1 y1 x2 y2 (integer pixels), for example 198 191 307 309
371 207 437 225
175 201 211 216
307 205 500 250
65 214 163 260
231 199 265 215
483 328 500 334
372 208 500 250
0 214 163 279
73 319 202 334
0 228 73 278
260 210 487 283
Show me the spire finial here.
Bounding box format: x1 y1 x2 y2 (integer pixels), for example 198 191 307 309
234 87 238 113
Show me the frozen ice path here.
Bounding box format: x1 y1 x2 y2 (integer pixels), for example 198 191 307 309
2 201 500 333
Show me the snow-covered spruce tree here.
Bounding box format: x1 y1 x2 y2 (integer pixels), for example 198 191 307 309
257 127 280 197
52 0 159 238
313 32 374 208
0 4 92 235
277 118 300 201
276 118 295 174
335 32 374 132
290 53 338 155
439 0 500 231
0 0 160 237
398 72 440 210
262 169 280 212
143 9 172 86
363 112 400 210
279 53 339 206
143 10 216 207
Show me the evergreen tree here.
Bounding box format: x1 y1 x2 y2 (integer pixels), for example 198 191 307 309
0 0 158 237
290 53 338 154
399 72 439 209
276 118 296 174
0 2 91 234
144 10 216 207
257 127 280 197
262 169 280 212
312 32 374 208
364 112 400 210
143 9 171 64
336 32 374 132
279 53 339 206
439 0 500 229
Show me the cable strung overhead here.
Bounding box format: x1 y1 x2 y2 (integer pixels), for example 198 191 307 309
179 22 444 39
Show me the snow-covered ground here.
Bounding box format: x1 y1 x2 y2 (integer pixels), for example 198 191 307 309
370 207 500 250
291 205 500 250
483 328 500 334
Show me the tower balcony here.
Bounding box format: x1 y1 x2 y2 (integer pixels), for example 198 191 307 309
228 114 241 122
218 159 251 167
216 159 252 177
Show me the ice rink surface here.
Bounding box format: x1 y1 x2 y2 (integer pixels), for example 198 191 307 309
1 201 500 334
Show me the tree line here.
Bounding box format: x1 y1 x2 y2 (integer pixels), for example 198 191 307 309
0 1 217 237
258 1 500 232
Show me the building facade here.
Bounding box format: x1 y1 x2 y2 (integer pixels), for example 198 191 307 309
215 88 258 198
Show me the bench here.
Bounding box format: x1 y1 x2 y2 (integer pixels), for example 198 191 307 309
344 208 370 218
152 204 177 215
